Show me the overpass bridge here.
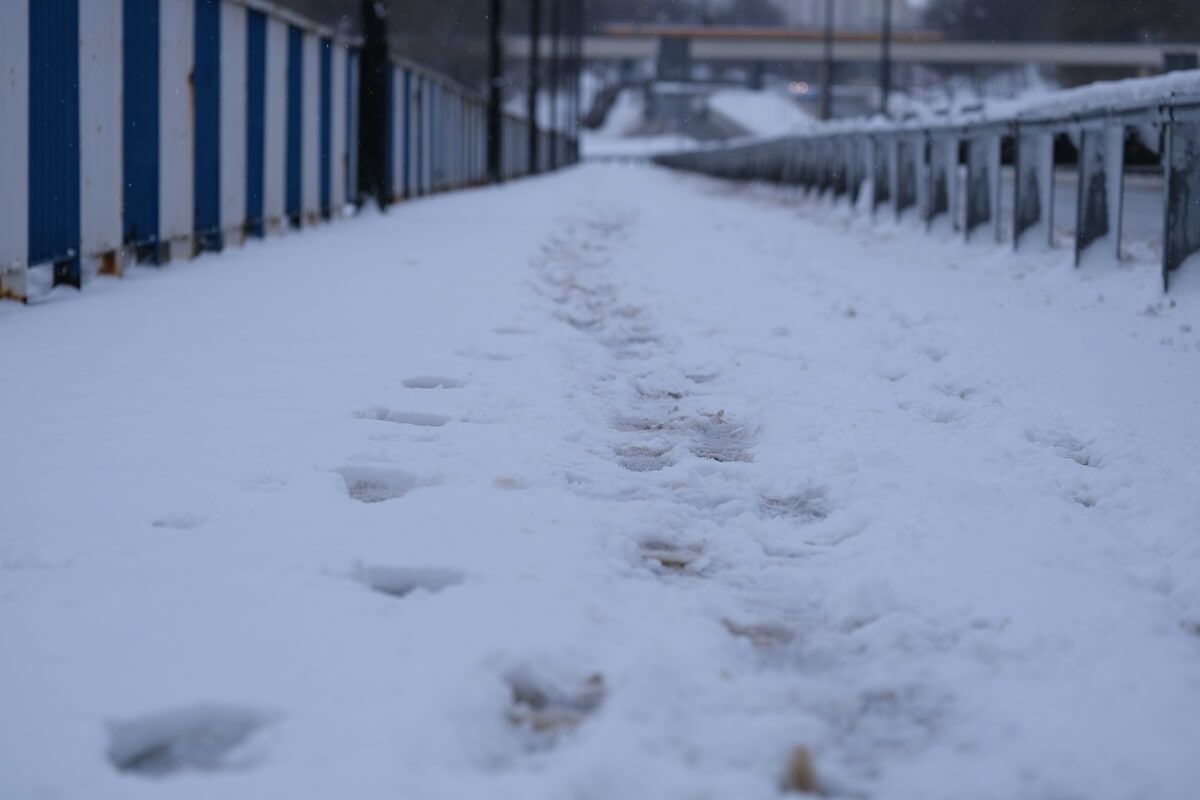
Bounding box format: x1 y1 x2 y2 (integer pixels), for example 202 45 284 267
507 26 1200 70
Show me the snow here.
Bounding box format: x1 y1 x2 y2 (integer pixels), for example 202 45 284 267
708 88 816 138
582 88 702 159
2 164 1200 799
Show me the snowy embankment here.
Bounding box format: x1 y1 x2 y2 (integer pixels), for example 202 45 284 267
707 87 815 138
2 164 1200 799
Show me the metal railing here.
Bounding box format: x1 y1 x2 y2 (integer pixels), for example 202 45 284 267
655 92 1200 291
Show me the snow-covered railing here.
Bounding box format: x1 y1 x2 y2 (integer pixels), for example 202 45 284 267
654 80 1200 292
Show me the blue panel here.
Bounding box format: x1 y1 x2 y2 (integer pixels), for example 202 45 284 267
123 0 160 260
29 0 81 285
386 67 395 200
402 70 412 198
245 9 266 237
415 75 424 196
285 25 302 226
319 38 332 217
193 0 221 250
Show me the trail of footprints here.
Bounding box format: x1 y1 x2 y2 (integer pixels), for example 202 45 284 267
121 210 1122 789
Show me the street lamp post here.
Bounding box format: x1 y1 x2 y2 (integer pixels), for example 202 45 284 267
819 0 834 121
549 0 561 169
528 0 541 173
880 0 893 116
487 0 503 183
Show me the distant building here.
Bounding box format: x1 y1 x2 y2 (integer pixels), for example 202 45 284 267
781 0 926 32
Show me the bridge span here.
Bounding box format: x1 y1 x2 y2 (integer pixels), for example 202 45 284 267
507 28 1198 69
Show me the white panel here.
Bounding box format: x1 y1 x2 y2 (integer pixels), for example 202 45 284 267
79 0 122 261
301 32 319 223
159 0 195 254
347 52 358 203
263 16 287 232
329 44 346 212
0 0 29 277
220 1 247 238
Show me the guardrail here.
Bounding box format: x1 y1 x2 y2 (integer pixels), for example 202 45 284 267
0 0 578 304
654 92 1200 291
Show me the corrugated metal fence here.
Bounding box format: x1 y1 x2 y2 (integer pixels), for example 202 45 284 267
0 0 577 303
655 93 1200 292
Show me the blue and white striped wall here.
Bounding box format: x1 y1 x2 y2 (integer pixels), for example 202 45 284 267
385 63 495 204
0 0 360 301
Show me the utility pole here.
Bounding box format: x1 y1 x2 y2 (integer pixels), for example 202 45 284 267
819 0 834 121
549 0 561 169
528 0 541 173
487 0 503 183
880 0 893 116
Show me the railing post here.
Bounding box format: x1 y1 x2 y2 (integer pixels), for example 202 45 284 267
964 132 996 242
871 136 889 214
926 134 951 230
1013 127 1055 250
1074 123 1124 266
896 134 918 220
1162 114 1200 291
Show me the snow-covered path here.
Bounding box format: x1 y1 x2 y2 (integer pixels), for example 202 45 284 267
3 164 1200 800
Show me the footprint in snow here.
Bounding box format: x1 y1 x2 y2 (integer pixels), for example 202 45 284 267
505 667 605 746
151 513 207 531
1025 428 1100 467
106 704 278 777
402 376 465 389
336 465 433 503
355 407 451 427
354 564 466 598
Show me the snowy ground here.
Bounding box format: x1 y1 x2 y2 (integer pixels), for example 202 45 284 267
2 164 1200 800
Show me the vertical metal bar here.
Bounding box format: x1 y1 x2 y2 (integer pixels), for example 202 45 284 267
1075 126 1112 266
245 9 266 237
1013 129 1044 250
356 0 388 208
528 0 540 174
549 0 560 170
1 0 30 298
320 38 332 218
964 134 992 241
1106 125 1125 261
123 0 160 259
345 48 357 205
872 137 889 212
29 0 82 285
819 0 833 121
403 70 412 197
488 0 503 183
1162 119 1200 291
886 136 899 213
193 0 221 252
385 67 395 200
285 25 302 227
80 0 124 272
880 0 892 116
896 135 917 220
926 135 950 230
